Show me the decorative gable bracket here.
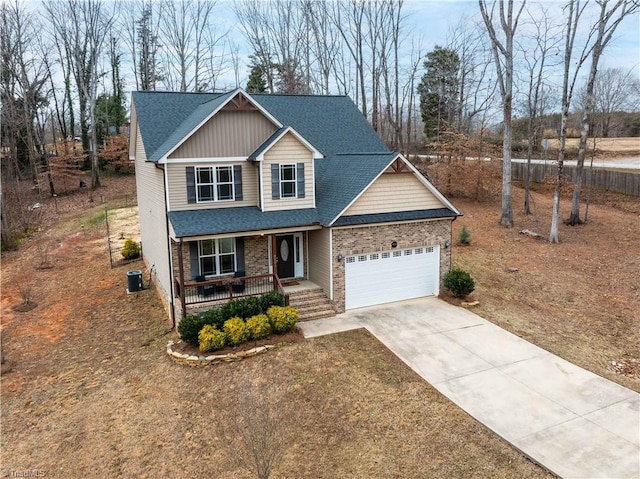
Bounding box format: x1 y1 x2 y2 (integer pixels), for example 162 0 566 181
387 157 409 173
223 92 258 112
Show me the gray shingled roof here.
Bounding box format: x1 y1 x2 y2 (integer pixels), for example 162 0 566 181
133 91 388 161
331 208 458 227
314 152 398 225
252 94 389 157
133 90 459 237
248 126 288 160
133 91 223 161
168 207 320 237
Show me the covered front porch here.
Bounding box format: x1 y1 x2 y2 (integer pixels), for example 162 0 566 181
171 228 331 317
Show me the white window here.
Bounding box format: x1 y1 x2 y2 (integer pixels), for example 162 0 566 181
280 164 297 198
196 166 234 202
199 238 236 276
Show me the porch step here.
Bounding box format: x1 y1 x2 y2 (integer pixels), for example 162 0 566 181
288 288 336 322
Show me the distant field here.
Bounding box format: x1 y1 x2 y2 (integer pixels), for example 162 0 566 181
546 137 639 152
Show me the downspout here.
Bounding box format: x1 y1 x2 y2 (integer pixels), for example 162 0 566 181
159 163 176 329
177 238 186 319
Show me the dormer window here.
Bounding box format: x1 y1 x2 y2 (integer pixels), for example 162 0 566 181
271 163 305 200
280 164 297 198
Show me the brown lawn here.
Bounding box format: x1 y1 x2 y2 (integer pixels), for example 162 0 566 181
2 170 638 477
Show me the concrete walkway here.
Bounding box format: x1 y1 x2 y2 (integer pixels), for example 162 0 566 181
299 297 640 479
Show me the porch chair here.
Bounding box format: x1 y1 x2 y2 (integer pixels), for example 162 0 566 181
232 270 246 294
195 275 215 297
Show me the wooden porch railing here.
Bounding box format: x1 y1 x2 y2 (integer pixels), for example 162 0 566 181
175 273 290 314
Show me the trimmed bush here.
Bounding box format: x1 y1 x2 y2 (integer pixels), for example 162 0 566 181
223 317 250 346
178 314 210 346
219 296 262 322
246 314 272 340
459 225 471 245
260 290 285 312
444 268 476 298
199 324 226 353
202 308 225 330
266 306 299 334
121 239 141 259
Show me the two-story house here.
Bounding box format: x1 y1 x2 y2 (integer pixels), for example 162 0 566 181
129 89 460 323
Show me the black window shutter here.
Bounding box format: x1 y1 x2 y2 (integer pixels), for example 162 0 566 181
235 237 245 272
233 165 243 201
271 164 280 199
296 163 305 198
189 242 200 279
186 166 196 203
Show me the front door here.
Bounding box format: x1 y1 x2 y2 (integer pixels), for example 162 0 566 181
276 235 295 279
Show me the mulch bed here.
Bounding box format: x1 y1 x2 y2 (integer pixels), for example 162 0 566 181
170 327 305 357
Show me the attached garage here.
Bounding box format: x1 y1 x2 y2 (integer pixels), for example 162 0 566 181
344 245 440 309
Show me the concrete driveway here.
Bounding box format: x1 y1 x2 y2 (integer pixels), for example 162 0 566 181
299 297 640 479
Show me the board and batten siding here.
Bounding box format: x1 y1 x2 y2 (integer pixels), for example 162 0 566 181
167 160 259 211
262 132 314 212
308 228 332 299
168 110 277 159
133 123 173 311
342 172 444 216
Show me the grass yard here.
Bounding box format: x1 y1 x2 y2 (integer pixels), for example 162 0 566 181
2 170 638 477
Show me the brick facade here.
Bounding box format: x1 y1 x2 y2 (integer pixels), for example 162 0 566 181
330 219 453 312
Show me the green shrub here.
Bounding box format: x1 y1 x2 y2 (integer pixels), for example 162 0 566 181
444 268 475 298
266 306 299 334
236 296 262 319
202 308 225 330
223 317 250 346
199 324 227 353
219 296 262 322
246 314 272 340
178 314 210 346
259 290 285 312
121 239 141 259
459 225 471 245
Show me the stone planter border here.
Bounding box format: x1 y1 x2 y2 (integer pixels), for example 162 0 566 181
166 340 275 367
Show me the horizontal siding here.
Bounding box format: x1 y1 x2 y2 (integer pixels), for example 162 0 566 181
262 133 314 211
169 110 277 159
343 173 444 216
167 161 259 211
133 125 172 307
128 104 137 157
308 228 331 297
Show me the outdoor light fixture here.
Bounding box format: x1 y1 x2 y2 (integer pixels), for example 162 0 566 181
391 241 398 248
445 240 451 249
337 253 343 262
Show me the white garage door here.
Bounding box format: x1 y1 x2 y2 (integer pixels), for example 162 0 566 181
345 246 439 310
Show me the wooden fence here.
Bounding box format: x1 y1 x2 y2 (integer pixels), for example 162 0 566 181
511 162 640 196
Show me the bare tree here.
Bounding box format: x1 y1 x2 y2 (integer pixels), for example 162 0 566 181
235 0 310 94
1 0 51 181
479 0 526 227
305 0 342 94
585 67 640 137
519 6 562 215
567 0 639 226
446 18 497 139
332 0 368 115
219 380 291 479
550 0 588 243
45 0 117 189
